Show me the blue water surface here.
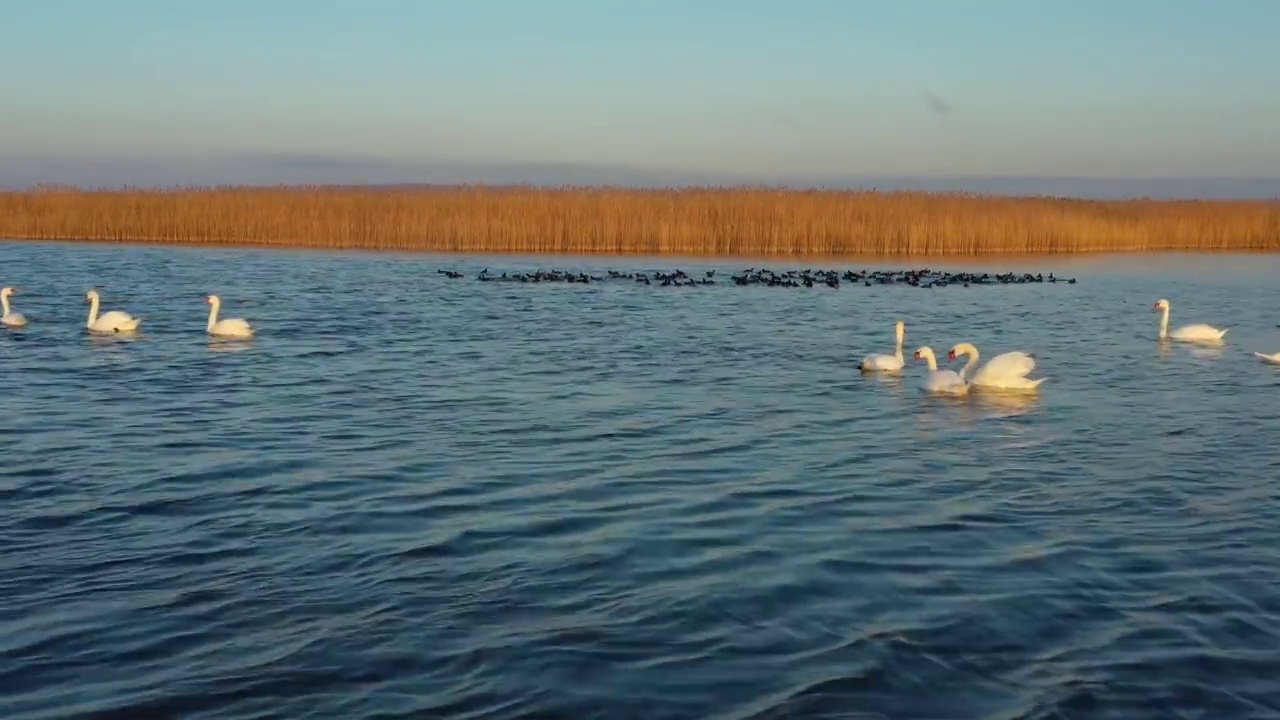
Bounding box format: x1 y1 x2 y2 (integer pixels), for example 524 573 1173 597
2 240 1279 719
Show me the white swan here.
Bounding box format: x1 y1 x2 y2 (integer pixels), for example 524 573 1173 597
913 346 968 395
860 320 905 372
205 295 254 338
1254 351 1280 365
1 287 27 327
948 342 1045 390
85 289 141 334
1154 299 1227 343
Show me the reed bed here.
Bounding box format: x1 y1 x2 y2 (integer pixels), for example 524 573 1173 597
1 185 1277 256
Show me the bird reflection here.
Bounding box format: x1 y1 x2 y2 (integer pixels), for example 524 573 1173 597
972 389 1042 417
912 391 978 437
88 332 140 348
1187 344 1226 361
207 337 254 353
865 370 906 395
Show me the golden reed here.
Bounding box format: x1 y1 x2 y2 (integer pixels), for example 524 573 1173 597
1 185 1277 256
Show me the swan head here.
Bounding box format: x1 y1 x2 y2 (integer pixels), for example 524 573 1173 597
0 286 13 299
912 346 934 362
1153 299 1170 311
895 320 905 337
946 342 977 361
206 294 221 306
85 289 99 302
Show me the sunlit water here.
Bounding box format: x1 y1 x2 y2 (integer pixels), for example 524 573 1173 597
2 240 1280 720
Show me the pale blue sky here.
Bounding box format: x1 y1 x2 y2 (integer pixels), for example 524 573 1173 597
2 0 1278 189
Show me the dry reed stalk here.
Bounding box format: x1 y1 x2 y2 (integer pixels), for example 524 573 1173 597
0 185 1276 256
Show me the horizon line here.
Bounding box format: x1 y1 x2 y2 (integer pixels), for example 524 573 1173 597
4 181 1278 204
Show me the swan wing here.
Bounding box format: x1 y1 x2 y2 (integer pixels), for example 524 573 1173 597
1255 352 1280 364
860 352 903 371
91 310 139 332
974 351 1036 381
925 369 968 393
1172 323 1227 340
97 310 134 325
860 352 888 369
212 318 253 336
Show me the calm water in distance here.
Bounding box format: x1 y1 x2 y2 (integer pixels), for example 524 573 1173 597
2 239 1280 720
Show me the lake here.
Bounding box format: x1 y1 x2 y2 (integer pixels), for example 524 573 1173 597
2 239 1279 720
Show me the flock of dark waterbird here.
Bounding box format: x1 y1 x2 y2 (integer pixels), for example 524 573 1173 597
437 267 1079 289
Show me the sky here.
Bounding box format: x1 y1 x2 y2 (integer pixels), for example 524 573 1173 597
2 0 1279 194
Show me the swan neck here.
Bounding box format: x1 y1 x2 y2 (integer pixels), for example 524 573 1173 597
0 295 9 316
960 346 979 381
1159 306 1169 338
87 296 99 327
924 351 937 371
207 302 218 331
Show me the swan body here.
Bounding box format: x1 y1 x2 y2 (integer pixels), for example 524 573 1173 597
1154 299 1227 342
1255 351 1280 365
860 320 906 372
948 342 1045 390
85 289 141 333
913 346 968 395
206 295 254 338
1 287 27 327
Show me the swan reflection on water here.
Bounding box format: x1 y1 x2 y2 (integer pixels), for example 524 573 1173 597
1187 344 1227 361
1157 337 1227 361
913 386 1041 435
912 390 978 432
87 332 142 347
971 388 1042 417
207 337 254 353
864 370 907 394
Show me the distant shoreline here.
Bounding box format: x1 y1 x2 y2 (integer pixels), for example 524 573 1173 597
2 184 1277 256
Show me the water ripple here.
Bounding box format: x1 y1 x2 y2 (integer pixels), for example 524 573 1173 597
2 242 1280 719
